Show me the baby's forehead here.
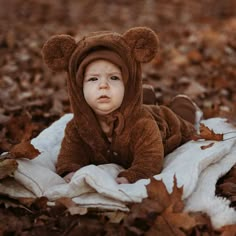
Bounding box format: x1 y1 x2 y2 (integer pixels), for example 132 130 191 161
85 59 122 73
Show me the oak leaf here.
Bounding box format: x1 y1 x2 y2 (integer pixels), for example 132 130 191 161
146 177 197 235
123 177 198 235
146 178 171 208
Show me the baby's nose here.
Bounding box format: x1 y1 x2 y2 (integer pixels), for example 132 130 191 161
99 78 109 89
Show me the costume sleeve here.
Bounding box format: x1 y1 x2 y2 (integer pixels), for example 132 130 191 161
118 119 164 183
56 119 90 176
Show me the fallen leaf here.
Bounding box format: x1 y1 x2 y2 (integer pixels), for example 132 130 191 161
193 123 224 141
201 142 215 150
5 30 16 49
101 211 127 224
188 212 214 235
0 159 18 180
162 206 196 231
147 178 197 235
218 224 236 236
10 141 40 159
5 112 32 143
124 177 198 235
169 176 184 212
146 178 171 209
56 197 88 215
187 50 203 64
18 198 36 208
199 123 224 141
146 216 186 236
0 1 236 235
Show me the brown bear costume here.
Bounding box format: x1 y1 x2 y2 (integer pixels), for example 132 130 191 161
42 27 196 183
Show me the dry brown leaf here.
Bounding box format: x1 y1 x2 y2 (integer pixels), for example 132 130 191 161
201 142 215 150
18 198 36 208
187 50 203 64
0 159 18 180
218 224 236 236
56 197 88 215
199 123 224 141
146 178 171 209
188 214 215 236
146 216 186 236
163 206 197 231
124 177 199 235
0 1 236 235
10 141 40 159
6 30 16 49
147 177 184 213
32 197 49 210
192 123 225 142
102 211 127 224
5 112 32 144
169 176 184 212
147 178 197 234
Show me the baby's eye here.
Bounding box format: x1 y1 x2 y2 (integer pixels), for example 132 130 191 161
88 77 98 82
110 76 120 80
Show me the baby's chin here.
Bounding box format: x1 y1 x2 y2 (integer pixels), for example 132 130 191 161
94 107 119 116
95 110 115 116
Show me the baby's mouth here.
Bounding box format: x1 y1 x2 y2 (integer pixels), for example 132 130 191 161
100 95 109 98
98 95 110 102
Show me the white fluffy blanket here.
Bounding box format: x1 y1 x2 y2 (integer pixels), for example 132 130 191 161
0 114 236 229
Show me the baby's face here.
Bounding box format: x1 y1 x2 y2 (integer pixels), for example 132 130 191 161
83 59 125 116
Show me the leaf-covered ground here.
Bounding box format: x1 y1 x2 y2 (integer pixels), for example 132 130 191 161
0 0 236 235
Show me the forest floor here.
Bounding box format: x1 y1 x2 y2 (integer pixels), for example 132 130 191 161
0 0 236 235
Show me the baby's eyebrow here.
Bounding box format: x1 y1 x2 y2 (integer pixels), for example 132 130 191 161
84 72 121 77
108 72 122 75
84 73 100 77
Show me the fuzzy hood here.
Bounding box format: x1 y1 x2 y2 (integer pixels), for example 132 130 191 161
42 27 159 151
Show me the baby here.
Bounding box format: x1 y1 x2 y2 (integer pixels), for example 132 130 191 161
42 27 200 184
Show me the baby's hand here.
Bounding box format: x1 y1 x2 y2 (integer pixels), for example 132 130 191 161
116 177 129 184
64 172 75 183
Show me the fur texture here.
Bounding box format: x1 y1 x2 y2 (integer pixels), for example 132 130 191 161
42 27 196 183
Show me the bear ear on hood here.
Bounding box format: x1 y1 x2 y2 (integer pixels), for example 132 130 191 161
123 27 159 63
42 35 76 71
